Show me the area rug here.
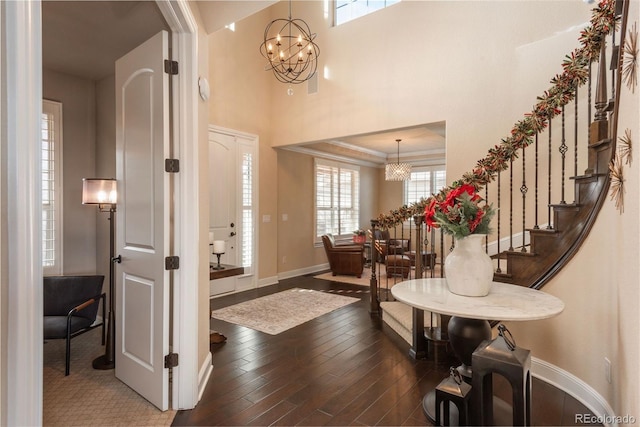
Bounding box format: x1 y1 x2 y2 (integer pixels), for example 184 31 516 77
210 288 359 335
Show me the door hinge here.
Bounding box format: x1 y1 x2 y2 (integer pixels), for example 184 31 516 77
164 59 179 75
165 256 180 270
164 352 179 369
165 158 180 173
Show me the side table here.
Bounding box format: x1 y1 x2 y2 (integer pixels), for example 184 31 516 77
391 278 564 424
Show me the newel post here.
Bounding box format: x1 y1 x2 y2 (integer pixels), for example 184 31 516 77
413 215 424 279
587 41 610 175
369 219 380 315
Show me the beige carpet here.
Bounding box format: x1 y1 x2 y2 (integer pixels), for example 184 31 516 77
44 327 175 426
210 288 359 335
315 264 415 287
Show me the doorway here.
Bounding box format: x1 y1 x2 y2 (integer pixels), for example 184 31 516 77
208 125 259 297
2 1 201 423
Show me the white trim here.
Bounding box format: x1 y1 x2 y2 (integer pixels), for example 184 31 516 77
155 0 199 411
4 1 43 425
258 276 279 288
41 100 64 276
278 263 329 281
532 357 617 427
197 352 213 402
208 125 259 287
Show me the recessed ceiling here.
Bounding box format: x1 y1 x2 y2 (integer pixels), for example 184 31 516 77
288 122 446 167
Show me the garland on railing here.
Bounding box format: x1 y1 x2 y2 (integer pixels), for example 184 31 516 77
374 0 618 230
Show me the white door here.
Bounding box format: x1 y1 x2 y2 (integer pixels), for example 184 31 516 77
115 31 170 410
209 127 258 296
209 132 238 296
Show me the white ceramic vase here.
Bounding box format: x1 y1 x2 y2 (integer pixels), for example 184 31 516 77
445 234 493 297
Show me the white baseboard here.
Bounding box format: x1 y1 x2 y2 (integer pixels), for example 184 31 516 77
532 357 617 426
258 276 279 288
277 263 329 281
197 352 213 403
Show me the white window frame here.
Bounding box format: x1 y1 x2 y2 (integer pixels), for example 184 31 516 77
404 165 446 205
42 99 63 275
334 0 401 26
314 158 360 244
238 141 256 275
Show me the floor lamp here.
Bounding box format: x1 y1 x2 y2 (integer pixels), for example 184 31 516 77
82 178 117 370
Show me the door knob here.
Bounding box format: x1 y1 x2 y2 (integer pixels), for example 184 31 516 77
112 255 122 264
229 232 236 237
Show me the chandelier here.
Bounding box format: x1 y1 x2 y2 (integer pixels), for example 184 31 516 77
259 0 320 85
385 139 412 181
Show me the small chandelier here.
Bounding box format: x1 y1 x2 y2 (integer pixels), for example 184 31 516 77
385 139 412 181
259 0 320 85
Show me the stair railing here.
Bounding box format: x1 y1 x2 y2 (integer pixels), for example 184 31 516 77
368 0 628 313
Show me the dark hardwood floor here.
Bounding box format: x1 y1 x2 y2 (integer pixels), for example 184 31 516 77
173 273 596 426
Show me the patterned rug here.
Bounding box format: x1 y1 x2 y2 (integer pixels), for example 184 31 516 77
210 288 359 335
43 328 175 426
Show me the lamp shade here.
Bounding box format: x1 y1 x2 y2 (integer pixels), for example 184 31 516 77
82 178 117 205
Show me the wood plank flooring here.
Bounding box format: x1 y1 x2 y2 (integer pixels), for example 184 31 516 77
172 273 596 426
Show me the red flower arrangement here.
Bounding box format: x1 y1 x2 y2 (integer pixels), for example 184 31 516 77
424 184 495 240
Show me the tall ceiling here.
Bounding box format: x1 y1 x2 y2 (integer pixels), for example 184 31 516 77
41 0 446 165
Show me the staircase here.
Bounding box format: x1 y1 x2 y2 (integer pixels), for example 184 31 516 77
371 0 630 348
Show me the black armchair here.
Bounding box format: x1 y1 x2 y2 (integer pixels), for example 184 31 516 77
43 275 105 375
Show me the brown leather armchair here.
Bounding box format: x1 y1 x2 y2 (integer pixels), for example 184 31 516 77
373 229 410 261
321 234 365 278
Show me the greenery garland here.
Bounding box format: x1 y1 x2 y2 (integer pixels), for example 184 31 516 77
374 0 618 230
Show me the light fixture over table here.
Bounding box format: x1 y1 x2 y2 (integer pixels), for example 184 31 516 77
259 0 320 85
385 139 412 181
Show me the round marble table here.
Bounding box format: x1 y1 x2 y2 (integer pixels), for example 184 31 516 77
391 278 564 423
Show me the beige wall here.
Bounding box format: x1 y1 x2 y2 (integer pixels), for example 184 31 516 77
206 0 639 417
188 1 213 379
43 69 98 275
507 0 640 413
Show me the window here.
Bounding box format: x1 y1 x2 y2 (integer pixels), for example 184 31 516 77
240 151 253 270
315 159 360 242
42 100 63 275
405 166 446 205
335 0 400 26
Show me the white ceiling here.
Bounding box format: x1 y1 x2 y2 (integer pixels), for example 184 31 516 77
288 122 446 167
41 0 446 164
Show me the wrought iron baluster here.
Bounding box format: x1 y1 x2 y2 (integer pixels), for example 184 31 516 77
534 133 539 229
440 228 445 278
485 186 489 253
496 170 502 274
509 158 514 251
430 227 436 278
521 146 528 252
559 105 568 204
574 89 579 182
547 120 553 229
